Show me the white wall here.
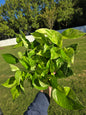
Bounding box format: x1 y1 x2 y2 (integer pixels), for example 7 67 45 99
0 25 86 47
57 25 86 33
0 35 34 47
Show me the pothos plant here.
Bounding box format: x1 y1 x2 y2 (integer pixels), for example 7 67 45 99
2 28 85 110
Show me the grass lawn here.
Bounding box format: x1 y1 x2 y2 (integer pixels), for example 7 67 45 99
0 36 86 115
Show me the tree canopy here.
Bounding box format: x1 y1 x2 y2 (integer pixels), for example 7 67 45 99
0 0 85 40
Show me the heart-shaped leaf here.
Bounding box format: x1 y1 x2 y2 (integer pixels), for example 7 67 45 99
36 28 62 47
62 28 86 39
15 70 22 85
2 54 19 64
2 77 16 88
52 86 84 110
32 79 48 90
9 64 19 72
11 85 21 100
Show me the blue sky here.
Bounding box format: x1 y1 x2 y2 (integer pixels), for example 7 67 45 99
0 0 5 6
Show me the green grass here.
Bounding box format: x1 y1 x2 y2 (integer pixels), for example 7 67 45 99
0 36 86 115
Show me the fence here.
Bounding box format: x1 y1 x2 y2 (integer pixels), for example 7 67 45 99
0 25 86 47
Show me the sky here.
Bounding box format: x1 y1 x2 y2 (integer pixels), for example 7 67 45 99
0 0 5 6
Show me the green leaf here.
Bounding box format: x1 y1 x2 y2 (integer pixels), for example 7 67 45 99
56 69 65 78
2 77 16 88
68 43 78 52
31 32 46 44
61 49 69 62
11 85 21 100
19 59 29 69
46 60 50 69
41 69 48 77
20 81 25 92
16 37 22 43
18 52 23 59
9 64 19 72
19 31 31 48
22 56 29 64
30 65 36 71
65 48 74 58
52 86 84 110
50 76 58 88
60 62 73 77
64 48 74 64
39 80 49 88
43 43 49 53
27 49 35 58
20 71 31 81
43 50 51 58
31 40 40 49
50 47 60 59
35 66 43 75
20 30 26 39
16 32 30 49
65 67 73 77
50 60 56 73
26 73 32 80
21 71 27 81
2 53 19 64
36 28 62 47
61 48 74 64
56 58 63 69
62 28 86 39
38 63 44 69
15 70 22 85
16 34 22 43
50 30 62 47
13 41 23 48
27 58 36 67
32 79 48 90
19 34 29 49
37 50 43 56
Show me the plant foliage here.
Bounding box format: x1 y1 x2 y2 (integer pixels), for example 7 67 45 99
2 28 85 110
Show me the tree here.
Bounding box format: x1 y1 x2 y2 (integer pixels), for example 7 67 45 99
39 0 58 29
57 0 82 28
77 0 86 25
0 22 15 40
0 0 41 37
19 0 41 31
0 0 29 33
0 14 15 40
0 0 84 40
